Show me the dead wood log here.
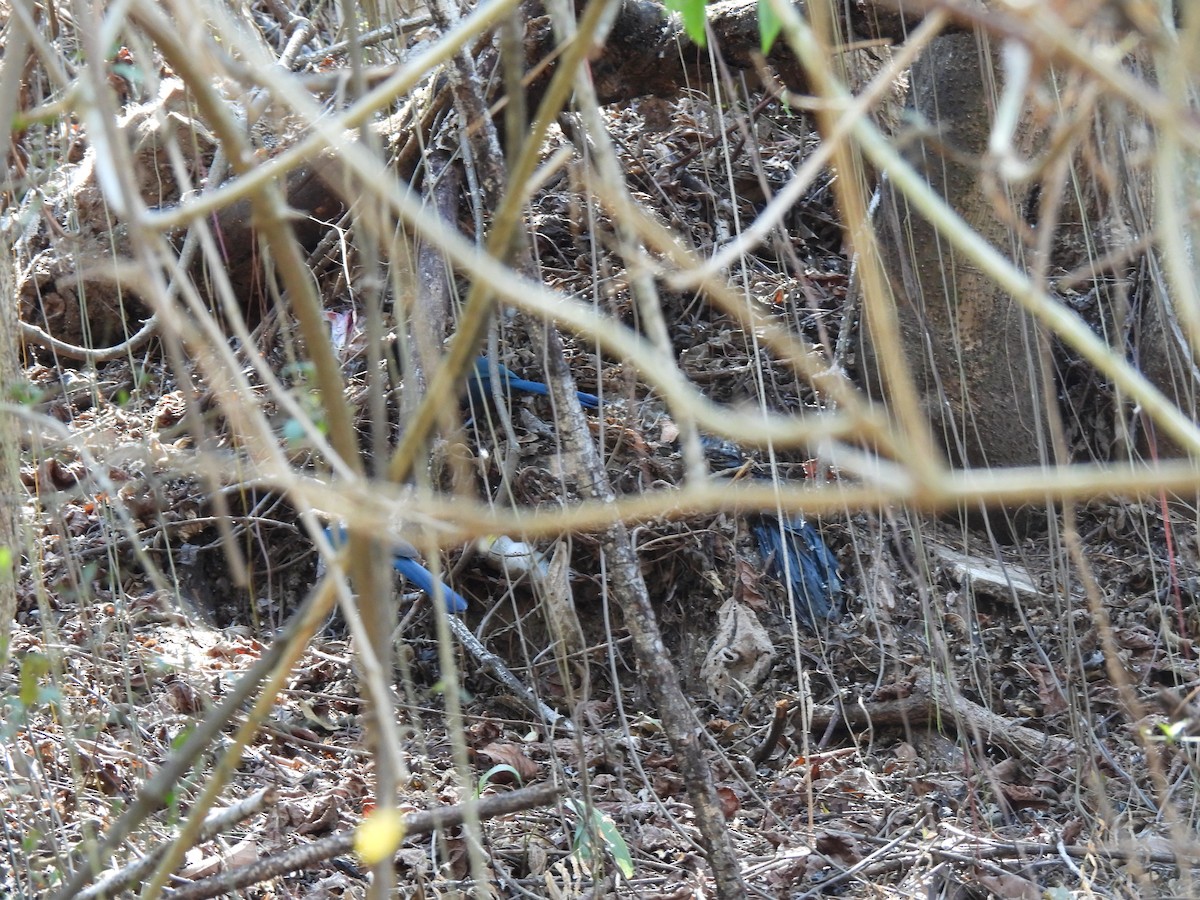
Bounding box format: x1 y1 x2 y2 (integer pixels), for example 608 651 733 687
205 154 347 322
137 0 934 323
522 0 929 106
792 670 1073 760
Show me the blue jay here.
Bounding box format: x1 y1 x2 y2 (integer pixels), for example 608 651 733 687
324 527 469 613
469 357 600 409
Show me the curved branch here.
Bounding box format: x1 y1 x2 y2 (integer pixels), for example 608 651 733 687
20 315 160 363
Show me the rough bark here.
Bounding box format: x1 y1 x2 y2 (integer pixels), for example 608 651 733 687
543 332 749 898
0 241 19 664
862 33 1048 473
1138 292 1200 460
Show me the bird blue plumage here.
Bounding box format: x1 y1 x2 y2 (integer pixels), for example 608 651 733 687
698 437 843 626
751 514 842 628
390 546 469 613
324 527 468 613
469 357 600 409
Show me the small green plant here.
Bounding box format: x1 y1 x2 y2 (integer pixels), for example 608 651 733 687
476 764 522 796
564 798 634 880
279 361 330 446
1155 719 1196 746
6 381 42 405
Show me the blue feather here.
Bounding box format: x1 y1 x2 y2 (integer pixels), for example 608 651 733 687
470 357 600 409
323 527 468 613
391 553 469 613
751 515 842 627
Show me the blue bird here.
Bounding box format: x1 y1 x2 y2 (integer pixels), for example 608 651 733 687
698 438 842 625
469 357 600 409
699 435 749 472
324 527 469 613
751 514 842 628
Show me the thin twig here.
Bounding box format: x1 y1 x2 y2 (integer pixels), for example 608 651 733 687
449 614 574 734
77 788 279 900
161 782 564 900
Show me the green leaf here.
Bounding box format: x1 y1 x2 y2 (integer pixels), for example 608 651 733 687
477 764 522 795
757 0 782 54
19 654 50 708
592 809 634 878
665 0 708 47
170 726 194 750
6 381 42 405
165 790 181 824
565 799 634 880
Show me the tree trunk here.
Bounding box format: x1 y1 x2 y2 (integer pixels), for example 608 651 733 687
863 32 1049 473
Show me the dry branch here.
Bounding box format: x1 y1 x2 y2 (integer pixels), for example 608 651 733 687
52 581 339 900
795 671 1074 760
161 782 564 900
543 332 750 899
77 788 279 900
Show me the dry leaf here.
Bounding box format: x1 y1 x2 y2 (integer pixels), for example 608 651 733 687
478 741 539 784
715 786 740 818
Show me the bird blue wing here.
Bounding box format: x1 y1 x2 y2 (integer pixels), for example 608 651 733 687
322 526 468 613
392 555 469 613
503 374 551 397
